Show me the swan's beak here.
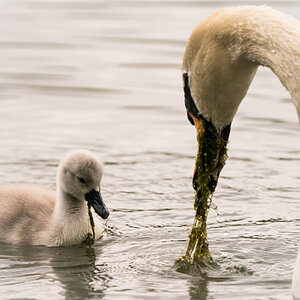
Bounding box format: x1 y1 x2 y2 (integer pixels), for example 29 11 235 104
183 72 230 193
85 189 110 219
187 112 230 194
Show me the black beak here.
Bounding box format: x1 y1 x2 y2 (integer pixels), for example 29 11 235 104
85 189 110 219
183 73 199 126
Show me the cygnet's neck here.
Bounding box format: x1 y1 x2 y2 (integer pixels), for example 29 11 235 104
53 185 87 221
50 183 91 246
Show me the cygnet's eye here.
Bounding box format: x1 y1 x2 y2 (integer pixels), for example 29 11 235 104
79 177 86 184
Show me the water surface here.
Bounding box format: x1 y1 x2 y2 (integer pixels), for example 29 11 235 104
0 1 299 299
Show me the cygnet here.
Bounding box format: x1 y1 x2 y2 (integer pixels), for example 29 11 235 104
0 150 109 247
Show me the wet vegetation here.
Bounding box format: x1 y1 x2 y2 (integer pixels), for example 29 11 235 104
83 204 96 245
176 118 228 275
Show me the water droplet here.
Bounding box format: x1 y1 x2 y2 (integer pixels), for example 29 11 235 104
271 49 276 54
211 201 221 222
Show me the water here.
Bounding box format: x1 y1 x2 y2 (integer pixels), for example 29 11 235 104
0 0 299 299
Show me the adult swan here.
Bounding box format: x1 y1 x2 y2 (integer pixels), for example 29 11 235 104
179 4 300 285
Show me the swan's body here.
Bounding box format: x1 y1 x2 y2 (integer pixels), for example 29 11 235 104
0 150 109 247
183 6 300 131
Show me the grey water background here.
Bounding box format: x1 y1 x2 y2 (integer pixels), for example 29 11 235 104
0 0 299 299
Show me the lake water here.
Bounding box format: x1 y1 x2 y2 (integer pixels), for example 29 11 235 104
0 0 299 299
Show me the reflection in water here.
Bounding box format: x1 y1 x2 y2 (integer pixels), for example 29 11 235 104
189 278 209 300
0 242 110 299
51 245 107 299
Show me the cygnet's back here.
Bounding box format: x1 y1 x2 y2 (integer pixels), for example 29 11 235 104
0 185 55 245
0 150 109 247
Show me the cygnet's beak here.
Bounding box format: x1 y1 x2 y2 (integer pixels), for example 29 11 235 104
85 189 110 219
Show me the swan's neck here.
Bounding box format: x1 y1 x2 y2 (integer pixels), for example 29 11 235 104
230 7 300 117
183 6 300 131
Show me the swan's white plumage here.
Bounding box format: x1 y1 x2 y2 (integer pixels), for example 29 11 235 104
0 150 106 247
183 6 300 130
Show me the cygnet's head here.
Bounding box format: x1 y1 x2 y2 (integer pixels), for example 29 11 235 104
57 150 109 219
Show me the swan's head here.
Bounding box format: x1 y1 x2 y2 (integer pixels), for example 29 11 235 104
182 11 258 193
57 150 109 219
183 71 231 193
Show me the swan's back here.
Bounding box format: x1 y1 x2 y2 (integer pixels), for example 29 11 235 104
0 185 55 245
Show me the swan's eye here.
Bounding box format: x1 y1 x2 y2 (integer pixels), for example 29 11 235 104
79 177 86 184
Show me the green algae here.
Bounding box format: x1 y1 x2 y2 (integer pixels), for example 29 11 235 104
176 118 228 275
82 204 96 245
